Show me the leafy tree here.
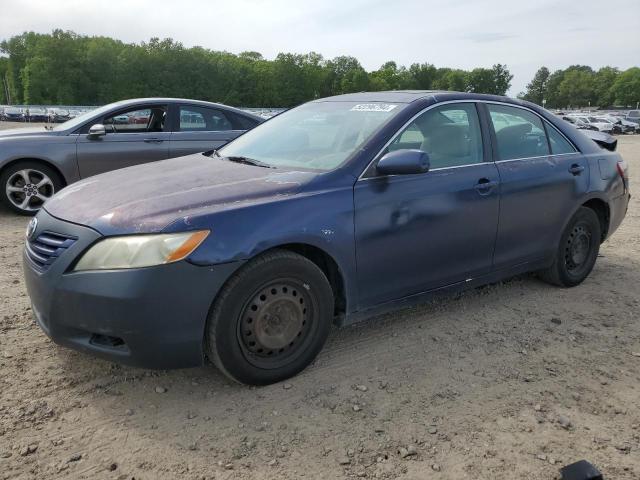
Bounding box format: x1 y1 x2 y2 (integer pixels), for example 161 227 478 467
408 63 437 90
593 67 619 107
433 68 468 91
521 66 550 105
0 56 9 103
611 67 640 107
544 70 566 108
557 67 596 108
0 30 520 107
490 64 513 95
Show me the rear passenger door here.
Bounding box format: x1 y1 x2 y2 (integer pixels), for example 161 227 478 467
485 103 589 269
169 105 251 157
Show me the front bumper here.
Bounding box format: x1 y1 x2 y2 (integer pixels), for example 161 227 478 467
23 209 243 369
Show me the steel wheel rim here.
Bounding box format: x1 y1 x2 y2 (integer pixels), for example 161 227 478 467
237 279 316 369
5 169 55 211
564 224 592 274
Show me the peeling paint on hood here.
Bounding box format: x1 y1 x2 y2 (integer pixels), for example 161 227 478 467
44 153 317 235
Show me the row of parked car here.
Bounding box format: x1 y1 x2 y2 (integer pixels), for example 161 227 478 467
558 110 640 135
0 106 92 123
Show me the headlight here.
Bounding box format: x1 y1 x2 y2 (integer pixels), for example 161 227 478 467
73 230 209 271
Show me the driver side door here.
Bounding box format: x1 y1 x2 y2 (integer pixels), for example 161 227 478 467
76 104 170 178
353 102 500 309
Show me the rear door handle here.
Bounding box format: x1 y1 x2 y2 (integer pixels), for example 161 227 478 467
143 138 164 143
474 178 498 195
569 164 585 175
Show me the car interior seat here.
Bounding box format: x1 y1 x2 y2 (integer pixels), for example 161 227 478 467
148 108 165 132
420 123 471 168
495 123 534 159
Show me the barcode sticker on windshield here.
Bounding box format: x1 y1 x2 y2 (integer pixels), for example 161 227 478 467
350 104 398 112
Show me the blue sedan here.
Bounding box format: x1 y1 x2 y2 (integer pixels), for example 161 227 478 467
23 91 630 385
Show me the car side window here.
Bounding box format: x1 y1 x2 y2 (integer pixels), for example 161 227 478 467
179 106 234 132
487 104 549 160
103 106 167 133
384 103 483 169
546 123 576 155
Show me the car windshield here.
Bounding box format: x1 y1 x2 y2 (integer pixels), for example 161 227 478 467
51 105 108 131
218 101 403 171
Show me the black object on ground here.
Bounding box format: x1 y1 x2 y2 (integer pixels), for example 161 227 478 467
560 460 603 480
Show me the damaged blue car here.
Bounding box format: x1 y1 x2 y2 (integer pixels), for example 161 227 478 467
23 91 630 385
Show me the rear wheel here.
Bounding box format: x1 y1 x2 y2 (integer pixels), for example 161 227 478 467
539 207 601 287
1 161 63 215
205 250 334 385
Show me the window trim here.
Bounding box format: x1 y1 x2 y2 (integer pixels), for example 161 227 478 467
358 99 581 180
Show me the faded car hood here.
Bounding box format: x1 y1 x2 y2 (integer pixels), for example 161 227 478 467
0 127 56 138
44 154 315 234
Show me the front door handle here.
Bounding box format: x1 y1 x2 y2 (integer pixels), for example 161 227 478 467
569 164 585 175
143 138 164 144
474 178 498 195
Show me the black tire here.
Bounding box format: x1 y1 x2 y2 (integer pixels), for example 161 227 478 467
539 207 601 287
0 161 64 215
205 249 334 385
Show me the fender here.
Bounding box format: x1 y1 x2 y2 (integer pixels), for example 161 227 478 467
557 192 611 245
164 185 360 313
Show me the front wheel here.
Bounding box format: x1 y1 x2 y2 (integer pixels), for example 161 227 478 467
1 161 63 215
539 207 601 287
205 250 334 385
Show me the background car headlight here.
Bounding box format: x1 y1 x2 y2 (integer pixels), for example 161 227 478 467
73 230 209 271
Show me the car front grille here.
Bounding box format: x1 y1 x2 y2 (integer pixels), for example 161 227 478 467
26 231 77 271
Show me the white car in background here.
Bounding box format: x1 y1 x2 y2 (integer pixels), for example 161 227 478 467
626 110 640 125
567 114 614 133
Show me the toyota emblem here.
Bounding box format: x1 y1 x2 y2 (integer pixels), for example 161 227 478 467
26 217 38 240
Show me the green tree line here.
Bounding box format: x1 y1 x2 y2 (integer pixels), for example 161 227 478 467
0 30 513 107
520 65 640 109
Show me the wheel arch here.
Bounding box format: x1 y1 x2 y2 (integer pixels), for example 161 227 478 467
581 197 610 243
261 243 348 324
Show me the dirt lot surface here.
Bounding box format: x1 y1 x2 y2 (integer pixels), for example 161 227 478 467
0 121 639 479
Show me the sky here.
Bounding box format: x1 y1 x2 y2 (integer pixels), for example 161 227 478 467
2 0 639 96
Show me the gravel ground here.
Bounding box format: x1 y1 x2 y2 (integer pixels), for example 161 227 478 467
0 121 639 479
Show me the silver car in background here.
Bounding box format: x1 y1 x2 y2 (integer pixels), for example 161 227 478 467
0 98 262 214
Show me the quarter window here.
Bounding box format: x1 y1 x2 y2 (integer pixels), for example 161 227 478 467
546 124 576 155
384 103 483 169
487 104 549 160
179 106 234 132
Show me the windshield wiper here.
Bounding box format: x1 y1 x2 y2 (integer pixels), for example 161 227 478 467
224 156 276 169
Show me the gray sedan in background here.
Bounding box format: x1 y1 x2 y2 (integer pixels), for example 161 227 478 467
0 98 263 214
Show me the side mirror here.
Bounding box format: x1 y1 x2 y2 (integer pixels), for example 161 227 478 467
376 149 430 176
88 124 106 138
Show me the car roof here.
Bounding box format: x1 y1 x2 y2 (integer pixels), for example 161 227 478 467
313 90 447 103
312 90 539 108
102 98 262 121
